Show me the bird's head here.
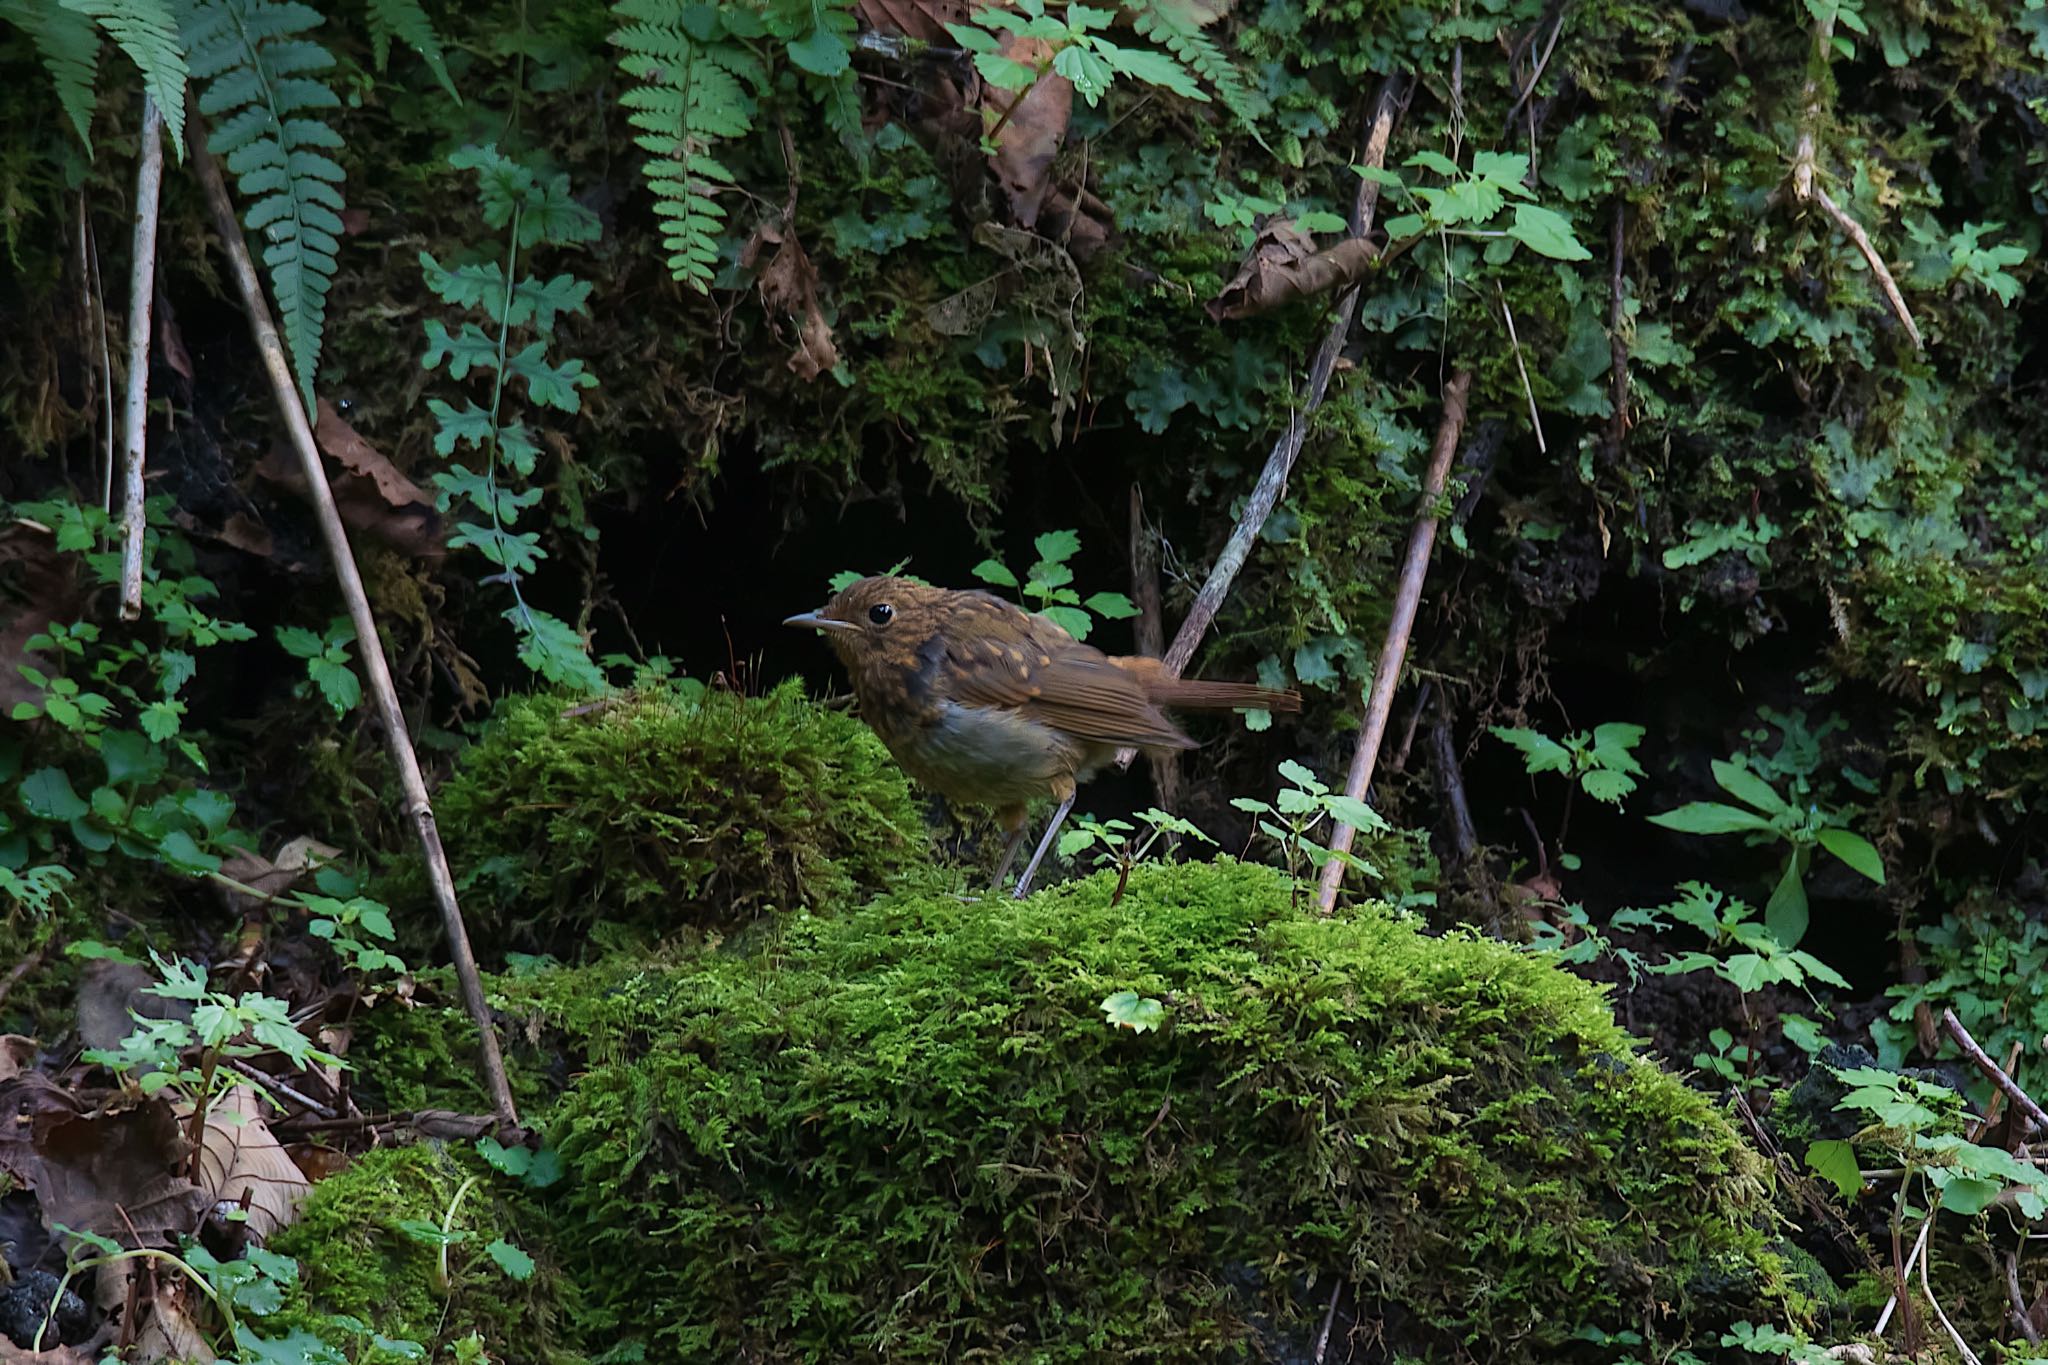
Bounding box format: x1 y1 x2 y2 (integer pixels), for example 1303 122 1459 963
784 575 943 673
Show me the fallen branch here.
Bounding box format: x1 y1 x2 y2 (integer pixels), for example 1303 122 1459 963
1114 74 1408 771
1315 368 1474 913
118 94 166 620
1942 1007 2048 1135
1778 13 1922 349
1129 487 1181 814
189 100 520 1133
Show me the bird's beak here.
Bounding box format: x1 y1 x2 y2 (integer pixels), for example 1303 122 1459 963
783 611 858 635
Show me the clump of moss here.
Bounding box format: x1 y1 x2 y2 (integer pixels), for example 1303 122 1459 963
536 859 1799 1361
424 680 928 954
270 1145 568 1360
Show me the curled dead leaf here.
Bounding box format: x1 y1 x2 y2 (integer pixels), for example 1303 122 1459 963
0 1035 36 1083
0 1082 209 1251
256 404 445 560
1207 219 1382 321
0 521 82 714
187 1086 311 1244
744 225 842 382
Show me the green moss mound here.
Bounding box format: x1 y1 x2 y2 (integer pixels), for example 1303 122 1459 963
537 860 1794 1361
428 680 928 953
270 1145 569 1360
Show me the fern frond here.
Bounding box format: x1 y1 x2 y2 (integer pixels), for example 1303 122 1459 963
1 0 101 150
61 0 190 156
184 0 346 409
363 0 457 99
609 1 764 290
1129 0 1268 139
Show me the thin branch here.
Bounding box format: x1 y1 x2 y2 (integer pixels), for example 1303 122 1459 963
1497 287 1545 453
189 100 520 1133
1604 201 1629 456
2009 1249 2041 1347
1114 74 1408 770
1129 486 1180 814
118 94 166 620
1316 369 1474 913
1779 11 1922 349
1921 1224 1985 1365
1942 1007 2048 1135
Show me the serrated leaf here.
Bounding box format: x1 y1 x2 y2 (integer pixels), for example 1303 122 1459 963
1506 203 1591 260
1579 768 1637 804
1083 592 1139 619
971 559 1019 589
1490 726 1571 775
485 1238 536 1280
1033 529 1081 565
1038 605 1093 640
19 767 89 821
1804 1139 1862 1198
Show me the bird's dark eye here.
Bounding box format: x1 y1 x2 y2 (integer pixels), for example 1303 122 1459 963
868 602 894 626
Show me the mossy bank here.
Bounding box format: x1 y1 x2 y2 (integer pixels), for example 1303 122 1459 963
349 860 1807 1361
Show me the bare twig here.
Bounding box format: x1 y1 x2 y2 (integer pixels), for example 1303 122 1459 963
1502 8 1564 131
1129 487 1181 813
1114 75 1408 770
189 102 520 1132
2009 1249 2041 1346
1431 715 1478 864
1604 201 1629 456
118 94 166 620
1921 1225 1984 1365
1875 1212 1931 1338
1779 13 1922 349
223 1057 338 1121
1497 288 1545 453
1316 369 1474 912
1942 1008 2048 1135
1312 1279 1342 1364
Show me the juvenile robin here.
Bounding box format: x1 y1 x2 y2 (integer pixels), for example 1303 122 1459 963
785 575 1301 897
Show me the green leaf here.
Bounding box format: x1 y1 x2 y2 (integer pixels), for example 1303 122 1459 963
1083 592 1138 619
19 767 89 821
1710 759 1792 816
1816 827 1885 884
1588 722 1646 774
1647 802 1776 835
1051 43 1114 103
1765 854 1810 948
1038 605 1093 641
1096 42 1205 100
395 1218 466 1247
100 730 165 785
1277 758 1325 795
1404 150 1461 177
971 559 1019 589
1490 726 1571 775
275 625 323 659
1505 203 1591 260
943 21 1000 53
1100 990 1165 1033
158 829 222 876
786 25 850 78
1032 529 1081 565
1470 149 1533 191
485 1238 536 1281
1579 768 1637 805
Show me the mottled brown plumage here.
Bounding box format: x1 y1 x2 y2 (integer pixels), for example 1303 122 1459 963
784 575 1300 895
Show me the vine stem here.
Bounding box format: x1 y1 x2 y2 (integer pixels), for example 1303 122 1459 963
1315 368 1473 914
188 98 520 1133
118 93 166 621
1113 74 1409 770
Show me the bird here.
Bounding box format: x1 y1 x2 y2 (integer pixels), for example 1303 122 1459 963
785 574 1301 897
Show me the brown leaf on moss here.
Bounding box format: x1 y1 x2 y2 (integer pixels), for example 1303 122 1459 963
190 1086 311 1243
984 36 1070 227
744 226 842 382
1207 219 1381 321
857 0 965 40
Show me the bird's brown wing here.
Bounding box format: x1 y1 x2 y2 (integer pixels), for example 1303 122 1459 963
940 622 1196 751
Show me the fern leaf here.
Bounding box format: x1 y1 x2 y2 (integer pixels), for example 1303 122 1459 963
1 0 101 150
608 1 764 290
184 0 346 410
363 0 457 99
1129 0 1268 139
60 0 189 156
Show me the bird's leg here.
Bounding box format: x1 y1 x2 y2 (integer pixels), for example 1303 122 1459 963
988 806 1030 891
1011 789 1077 900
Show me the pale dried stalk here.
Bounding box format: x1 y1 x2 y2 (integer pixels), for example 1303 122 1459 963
119 94 166 620
1315 369 1473 913
1943 1007 2048 1134
190 107 520 1131
1784 12 1922 349
1114 75 1407 770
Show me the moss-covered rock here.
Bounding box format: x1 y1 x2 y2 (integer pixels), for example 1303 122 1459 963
530 860 1796 1361
423 680 928 954
269 1145 571 1362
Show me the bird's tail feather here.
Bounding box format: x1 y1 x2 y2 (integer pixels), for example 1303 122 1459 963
1148 677 1302 713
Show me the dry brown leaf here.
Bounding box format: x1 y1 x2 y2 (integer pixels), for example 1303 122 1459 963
857 0 965 39
0 1343 96 1364
312 400 430 509
745 225 842 382
0 1034 36 1082
0 521 83 714
124 1272 217 1363
188 1087 311 1243
985 35 1071 227
217 836 341 906
1207 219 1382 320
0 1083 210 1250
